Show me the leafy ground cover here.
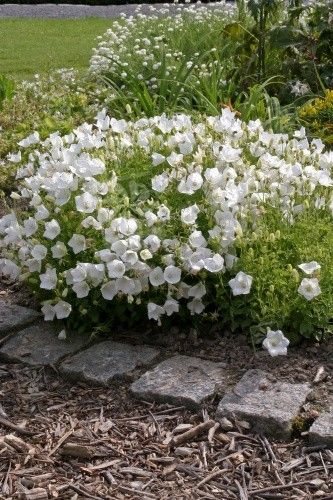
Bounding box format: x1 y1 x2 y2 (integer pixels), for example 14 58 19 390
0 1 332 352
0 18 113 80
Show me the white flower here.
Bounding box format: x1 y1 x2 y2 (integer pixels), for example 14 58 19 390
23 217 38 237
204 254 224 273
157 205 170 221
41 303 55 321
181 204 199 225
298 261 321 275
263 328 289 357
51 241 67 259
107 260 126 278
0 259 20 280
298 278 321 300
143 235 161 253
101 281 117 300
68 234 86 254
149 267 165 287
187 298 205 315
43 219 61 240
145 211 158 227
152 153 165 166
148 302 165 322
58 329 67 340
188 282 206 299
152 173 169 192
229 271 253 296
40 268 57 290
164 265 181 284
189 230 207 248
140 249 152 260
18 131 40 148
163 299 179 316
75 192 98 213
31 244 47 261
54 300 72 319
35 205 49 221
72 281 90 298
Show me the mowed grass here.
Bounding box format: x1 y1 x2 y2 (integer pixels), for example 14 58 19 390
0 18 113 80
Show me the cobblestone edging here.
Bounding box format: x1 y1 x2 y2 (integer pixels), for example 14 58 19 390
0 300 332 446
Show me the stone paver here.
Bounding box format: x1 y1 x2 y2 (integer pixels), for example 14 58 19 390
0 322 87 366
216 369 312 439
59 341 160 385
309 402 333 448
0 300 39 338
130 355 228 409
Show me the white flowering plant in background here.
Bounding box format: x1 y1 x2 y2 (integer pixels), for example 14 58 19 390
1 106 333 344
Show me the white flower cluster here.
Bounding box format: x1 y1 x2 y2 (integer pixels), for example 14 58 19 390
0 107 332 328
89 3 234 100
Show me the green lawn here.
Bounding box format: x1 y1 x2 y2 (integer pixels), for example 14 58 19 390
0 18 113 80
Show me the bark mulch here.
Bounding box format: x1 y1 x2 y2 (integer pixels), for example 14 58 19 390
0 363 332 500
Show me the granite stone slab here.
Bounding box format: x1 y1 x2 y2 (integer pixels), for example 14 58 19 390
0 322 86 366
216 369 312 439
59 341 160 385
130 355 228 409
0 300 40 337
309 402 333 448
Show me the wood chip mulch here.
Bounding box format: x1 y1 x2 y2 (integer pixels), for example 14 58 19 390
0 363 332 500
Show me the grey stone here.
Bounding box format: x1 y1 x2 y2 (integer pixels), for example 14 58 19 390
216 369 311 439
130 355 228 409
0 300 39 337
0 322 86 366
309 403 333 448
59 341 160 385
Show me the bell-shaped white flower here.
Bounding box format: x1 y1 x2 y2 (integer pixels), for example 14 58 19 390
187 298 205 315
148 302 165 322
75 192 98 214
149 267 165 287
51 241 67 259
298 261 321 275
68 234 86 254
40 268 57 290
163 299 179 316
23 217 38 237
229 271 253 296
204 254 224 273
101 281 117 300
181 204 199 225
31 244 47 261
54 300 72 319
41 303 55 321
152 173 169 193
164 265 181 284
188 282 206 299
107 259 126 278
72 281 90 298
263 328 289 357
43 219 61 240
298 278 321 300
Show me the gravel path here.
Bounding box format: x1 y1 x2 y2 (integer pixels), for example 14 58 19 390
0 3 218 19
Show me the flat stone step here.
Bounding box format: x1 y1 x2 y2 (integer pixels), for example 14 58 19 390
130 355 228 409
216 369 312 439
309 402 333 448
0 300 40 338
59 341 160 385
0 322 87 366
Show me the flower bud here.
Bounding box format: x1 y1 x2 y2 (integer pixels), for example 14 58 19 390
275 230 280 239
62 288 68 298
287 264 293 272
292 269 300 282
269 233 275 242
259 257 264 265
248 248 254 258
269 284 274 293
